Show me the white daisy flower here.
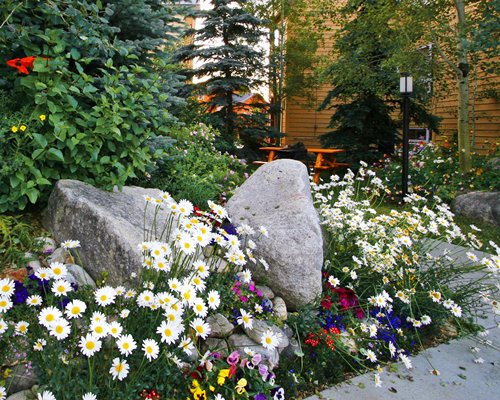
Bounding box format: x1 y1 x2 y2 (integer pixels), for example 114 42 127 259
49 262 67 279
261 329 280 351
116 334 137 356
176 232 196 255
120 309 130 319
190 317 211 340
0 278 15 297
109 357 129 381
193 261 210 279
38 306 63 328
26 295 43 307
82 393 97 400
328 276 340 287
90 320 109 338
451 304 462 317
49 319 71 340
137 290 156 308
94 286 117 306
37 390 56 400
108 321 123 338
178 199 194 216
168 278 182 292
237 309 253 329
0 318 8 335
35 267 51 281
400 354 412 369
191 275 206 293
61 240 80 249
366 349 377 363
179 284 196 305
65 300 87 319
15 321 29 335
90 311 106 324
259 226 269 237
157 320 182 344
178 335 194 355
192 298 208 318
0 386 6 400
33 339 46 351
51 279 73 297
142 338 159 361
241 269 252 284
79 333 102 357
0 297 13 313
207 290 221 310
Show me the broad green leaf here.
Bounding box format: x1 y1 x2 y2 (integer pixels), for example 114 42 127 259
47 148 65 162
33 133 48 148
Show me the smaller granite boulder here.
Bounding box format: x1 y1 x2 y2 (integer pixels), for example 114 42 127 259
227 334 279 367
207 314 234 338
452 191 500 226
243 319 289 353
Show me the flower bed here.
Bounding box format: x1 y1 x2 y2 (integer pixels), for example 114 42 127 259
1 167 499 400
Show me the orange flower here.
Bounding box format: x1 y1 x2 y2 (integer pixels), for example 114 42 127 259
6 56 36 74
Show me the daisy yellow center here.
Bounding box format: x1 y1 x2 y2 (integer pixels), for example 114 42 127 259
56 326 63 334
164 328 172 337
57 286 66 293
1 285 10 293
196 326 204 334
100 295 107 301
47 315 55 322
265 337 272 344
184 292 191 300
146 346 153 354
144 295 151 301
194 278 200 285
86 342 95 350
123 343 129 349
71 307 80 314
115 364 124 372
0 300 7 307
184 242 191 249
196 304 202 311
95 326 103 334
172 303 179 311
168 314 175 321
243 316 249 323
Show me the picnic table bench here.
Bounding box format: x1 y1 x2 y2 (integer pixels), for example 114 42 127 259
257 146 349 183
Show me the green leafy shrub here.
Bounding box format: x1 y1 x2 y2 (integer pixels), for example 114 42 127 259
0 1 185 212
138 124 248 207
375 140 500 202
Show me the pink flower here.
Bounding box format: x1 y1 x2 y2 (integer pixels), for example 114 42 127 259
227 351 240 366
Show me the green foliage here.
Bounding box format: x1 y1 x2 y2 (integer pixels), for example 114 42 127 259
174 0 271 149
0 215 42 272
0 0 185 212
376 140 500 203
138 124 248 207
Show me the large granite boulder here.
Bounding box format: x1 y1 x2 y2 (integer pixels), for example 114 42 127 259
452 191 500 227
226 159 323 310
43 180 169 285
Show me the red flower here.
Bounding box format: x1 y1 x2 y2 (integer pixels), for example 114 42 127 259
7 56 36 74
320 295 333 310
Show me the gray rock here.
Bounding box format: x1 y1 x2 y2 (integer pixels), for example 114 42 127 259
66 264 96 288
272 297 288 321
26 260 41 272
203 338 229 355
486 157 500 171
42 180 172 285
452 191 500 226
256 285 275 299
35 237 56 254
5 364 37 395
243 319 289 353
207 313 234 338
7 389 33 400
46 247 69 264
226 159 323 310
227 334 279 368
281 336 302 360
282 324 294 339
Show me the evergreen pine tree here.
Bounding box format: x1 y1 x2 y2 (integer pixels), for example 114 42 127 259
174 0 269 151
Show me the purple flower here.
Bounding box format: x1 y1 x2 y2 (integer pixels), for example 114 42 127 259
249 283 256 292
227 351 240 366
255 394 267 400
240 296 248 303
13 281 29 305
258 364 268 378
252 353 262 366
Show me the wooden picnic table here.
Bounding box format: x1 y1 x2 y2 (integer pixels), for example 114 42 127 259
258 146 349 183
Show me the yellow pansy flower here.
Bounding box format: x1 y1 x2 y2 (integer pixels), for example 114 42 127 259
20 124 27 131
11 126 18 133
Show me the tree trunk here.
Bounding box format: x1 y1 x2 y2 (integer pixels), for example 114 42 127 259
455 0 472 172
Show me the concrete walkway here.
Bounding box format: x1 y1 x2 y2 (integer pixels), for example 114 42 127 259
304 242 500 400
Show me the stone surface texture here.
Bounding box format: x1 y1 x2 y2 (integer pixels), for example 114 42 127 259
227 334 279 367
207 313 234 338
43 180 169 285
226 159 323 310
452 191 500 227
243 319 289 354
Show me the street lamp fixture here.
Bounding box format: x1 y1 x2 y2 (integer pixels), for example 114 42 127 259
400 73 413 199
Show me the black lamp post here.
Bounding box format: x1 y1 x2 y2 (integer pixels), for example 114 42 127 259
400 73 413 199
